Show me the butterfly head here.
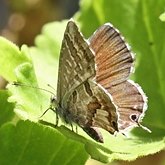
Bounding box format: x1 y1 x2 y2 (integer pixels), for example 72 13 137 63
50 95 58 107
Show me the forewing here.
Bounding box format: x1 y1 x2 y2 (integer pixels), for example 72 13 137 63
89 23 147 132
57 20 95 103
89 23 134 88
67 80 118 135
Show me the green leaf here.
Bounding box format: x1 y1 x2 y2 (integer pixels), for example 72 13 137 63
159 12 165 22
0 37 30 81
0 0 165 164
0 90 15 126
76 0 138 39
131 0 165 131
8 63 49 120
0 120 88 165
30 20 68 88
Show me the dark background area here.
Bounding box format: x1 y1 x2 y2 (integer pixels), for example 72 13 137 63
0 0 79 46
0 0 79 88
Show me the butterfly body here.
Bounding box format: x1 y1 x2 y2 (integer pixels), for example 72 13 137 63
53 19 148 143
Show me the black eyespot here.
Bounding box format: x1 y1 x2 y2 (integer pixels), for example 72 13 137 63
130 114 138 121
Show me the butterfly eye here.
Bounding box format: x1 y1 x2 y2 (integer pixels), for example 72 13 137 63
51 97 55 102
130 114 138 122
51 96 57 104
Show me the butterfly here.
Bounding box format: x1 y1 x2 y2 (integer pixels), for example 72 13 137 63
51 19 148 143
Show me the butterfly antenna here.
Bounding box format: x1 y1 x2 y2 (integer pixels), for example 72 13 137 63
12 81 56 97
47 84 56 92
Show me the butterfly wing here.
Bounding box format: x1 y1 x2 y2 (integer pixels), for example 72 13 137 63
57 20 95 105
57 20 118 142
89 23 147 131
109 80 147 131
89 23 134 87
67 80 118 142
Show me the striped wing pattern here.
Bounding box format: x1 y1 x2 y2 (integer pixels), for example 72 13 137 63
57 20 118 142
57 20 95 105
56 20 147 142
89 23 147 132
67 80 118 142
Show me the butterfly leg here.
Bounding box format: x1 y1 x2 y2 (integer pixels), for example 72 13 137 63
70 123 74 132
39 107 54 118
39 107 59 128
76 125 78 133
55 109 59 127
